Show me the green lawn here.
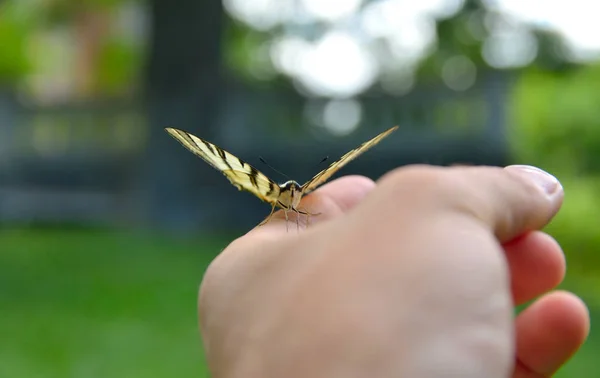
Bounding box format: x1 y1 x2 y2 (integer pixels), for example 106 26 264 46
0 227 227 378
1 227 597 377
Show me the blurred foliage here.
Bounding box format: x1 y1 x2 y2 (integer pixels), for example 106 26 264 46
43 0 125 26
422 2 571 78
0 0 143 97
546 176 600 299
531 29 578 72
223 19 278 85
0 0 580 98
509 64 600 295
510 64 600 176
223 0 572 90
418 2 488 79
0 1 35 86
95 37 143 96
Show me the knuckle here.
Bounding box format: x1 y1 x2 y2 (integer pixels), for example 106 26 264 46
379 164 474 206
379 164 448 194
378 165 506 226
377 164 551 233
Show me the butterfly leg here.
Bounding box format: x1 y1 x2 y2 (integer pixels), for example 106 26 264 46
293 208 301 232
297 208 321 228
258 204 277 227
284 209 289 232
297 208 310 227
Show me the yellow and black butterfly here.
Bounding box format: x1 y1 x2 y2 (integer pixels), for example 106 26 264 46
165 125 398 230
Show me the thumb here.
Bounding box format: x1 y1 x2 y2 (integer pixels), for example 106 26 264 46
373 164 563 243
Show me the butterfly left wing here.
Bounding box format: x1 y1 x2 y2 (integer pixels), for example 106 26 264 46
300 126 398 195
165 127 281 205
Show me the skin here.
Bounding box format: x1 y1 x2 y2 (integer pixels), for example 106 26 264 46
198 164 590 378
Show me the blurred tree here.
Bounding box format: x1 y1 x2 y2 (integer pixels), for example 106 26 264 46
42 0 143 98
510 63 600 175
417 0 490 81
420 0 576 80
531 29 577 72
222 0 580 94
0 1 34 88
140 0 225 231
509 63 600 282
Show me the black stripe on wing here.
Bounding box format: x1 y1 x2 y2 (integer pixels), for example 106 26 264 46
165 128 281 204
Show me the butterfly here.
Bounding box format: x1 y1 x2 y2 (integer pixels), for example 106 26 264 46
165 125 398 230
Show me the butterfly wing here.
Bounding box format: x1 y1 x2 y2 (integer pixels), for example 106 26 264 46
301 126 398 195
165 128 281 205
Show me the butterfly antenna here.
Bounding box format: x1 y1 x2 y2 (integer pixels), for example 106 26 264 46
318 156 329 165
259 156 291 180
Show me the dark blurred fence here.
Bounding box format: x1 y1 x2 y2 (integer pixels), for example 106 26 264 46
0 94 144 226
0 71 513 231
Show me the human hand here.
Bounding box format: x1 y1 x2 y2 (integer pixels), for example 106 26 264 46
198 165 589 378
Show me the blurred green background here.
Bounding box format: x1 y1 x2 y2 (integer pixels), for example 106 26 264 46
1 0 599 376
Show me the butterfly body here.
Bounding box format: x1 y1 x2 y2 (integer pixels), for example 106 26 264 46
277 180 303 210
165 125 398 230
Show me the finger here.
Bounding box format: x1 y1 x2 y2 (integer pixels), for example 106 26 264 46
261 175 375 227
513 291 590 377
301 175 376 215
374 164 564 243
503 231 566 305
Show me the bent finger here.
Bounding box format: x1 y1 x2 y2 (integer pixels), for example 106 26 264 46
504 231 566 305
513 291 589 377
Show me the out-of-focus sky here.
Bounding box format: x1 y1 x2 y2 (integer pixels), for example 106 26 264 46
492 0 600 58
225 0 600 97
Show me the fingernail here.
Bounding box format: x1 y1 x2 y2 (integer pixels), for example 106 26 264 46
505 165 562 195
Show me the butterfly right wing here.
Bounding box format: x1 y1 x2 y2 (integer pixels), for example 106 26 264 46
300 126 398 195
165 128 281 205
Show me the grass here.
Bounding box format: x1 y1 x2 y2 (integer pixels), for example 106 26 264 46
0 227 228 378
1 227 597 377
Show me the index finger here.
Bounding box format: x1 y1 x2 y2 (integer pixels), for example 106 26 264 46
252 175 376 232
